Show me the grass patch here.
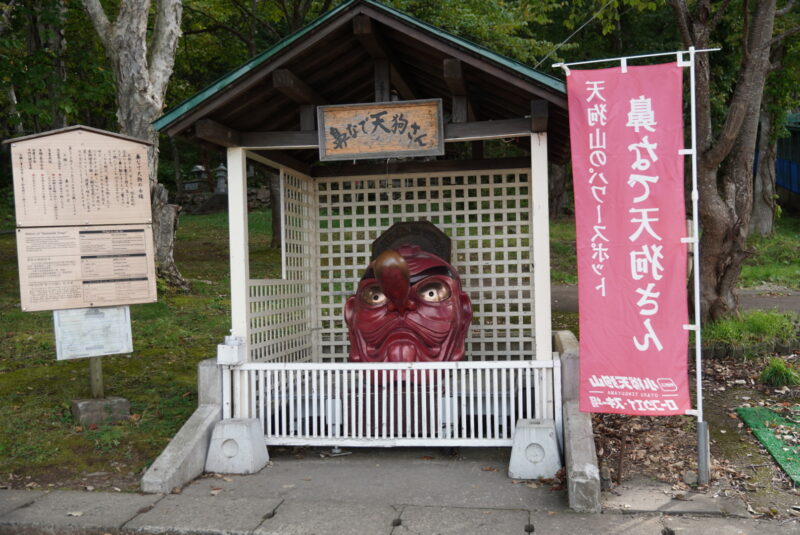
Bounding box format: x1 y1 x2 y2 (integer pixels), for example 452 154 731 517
741 215 800 290
759 357 800 387
703 310 799 358
550 218 577 285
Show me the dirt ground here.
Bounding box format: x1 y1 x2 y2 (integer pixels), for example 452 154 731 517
594 352 800 520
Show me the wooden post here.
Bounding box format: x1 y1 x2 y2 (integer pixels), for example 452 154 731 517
226 147 251 359
89 357 104 398
530 114 552 361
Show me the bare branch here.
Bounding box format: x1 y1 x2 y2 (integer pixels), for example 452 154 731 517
149 0 183 100
81 0 112 50
769 24 800 46
776 0 795 16
0 0 18 37
708 0 734 33
229 0 282 40
668 0 695 46
184 4 255 48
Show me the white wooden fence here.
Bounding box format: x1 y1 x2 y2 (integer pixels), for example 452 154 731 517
223 360 561 447
224 162 561 448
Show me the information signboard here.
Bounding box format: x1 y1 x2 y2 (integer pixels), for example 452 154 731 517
54 306 133 360
7 126 151 228
16 224 157 311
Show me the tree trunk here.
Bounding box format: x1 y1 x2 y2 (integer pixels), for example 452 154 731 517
82 0 188 291
548 162 568 217
672 0 778 322
750 106 778 236
269 171 281 249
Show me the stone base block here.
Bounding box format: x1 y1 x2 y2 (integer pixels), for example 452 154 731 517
71 396 130 426
205 418 269 475
508 419 561 480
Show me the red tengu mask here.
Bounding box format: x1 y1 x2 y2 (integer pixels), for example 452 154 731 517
345 244 472 362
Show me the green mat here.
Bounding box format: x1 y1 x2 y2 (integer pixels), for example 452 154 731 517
736 406 800 485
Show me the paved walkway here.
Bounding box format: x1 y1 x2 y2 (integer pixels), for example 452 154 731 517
1 447 797 534
552 285 800 313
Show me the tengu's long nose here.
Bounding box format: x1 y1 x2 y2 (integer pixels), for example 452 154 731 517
374 249 410 314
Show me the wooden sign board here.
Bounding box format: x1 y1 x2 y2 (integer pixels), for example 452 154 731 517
17 224 157 311
54 306 133 360
7 126 151 227
318 99 444 161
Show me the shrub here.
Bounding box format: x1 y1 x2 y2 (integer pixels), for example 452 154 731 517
759 357 800 388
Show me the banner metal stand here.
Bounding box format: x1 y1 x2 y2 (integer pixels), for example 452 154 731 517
554 46 720 486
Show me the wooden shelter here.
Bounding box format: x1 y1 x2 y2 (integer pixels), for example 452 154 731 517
155 0 569 449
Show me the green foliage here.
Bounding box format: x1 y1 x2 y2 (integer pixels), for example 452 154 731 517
703 310 799 358
759 357 800 388
386 0 567 65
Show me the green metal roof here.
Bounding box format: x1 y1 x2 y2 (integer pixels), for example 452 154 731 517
154 0 565 132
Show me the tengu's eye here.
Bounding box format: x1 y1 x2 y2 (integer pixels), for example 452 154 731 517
360 284 387 305
417 280 451 302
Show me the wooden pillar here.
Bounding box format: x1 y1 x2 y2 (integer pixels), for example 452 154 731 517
530 131 552 361
226 147 250 360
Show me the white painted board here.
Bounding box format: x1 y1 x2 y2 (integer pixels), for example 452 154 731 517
16 224 157 311
54 306 132 360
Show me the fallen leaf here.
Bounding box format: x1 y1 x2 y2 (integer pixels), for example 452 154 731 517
210 488 222 496
481 466 498 472
129 414 141 422
420 456 435 461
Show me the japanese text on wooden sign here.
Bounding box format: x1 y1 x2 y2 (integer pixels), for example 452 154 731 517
9 127 151 227
317 99 444 161
6 126 157 311
567 63 690 416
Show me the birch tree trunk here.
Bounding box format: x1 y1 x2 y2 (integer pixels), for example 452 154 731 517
82 0 188 290
670 0 779 321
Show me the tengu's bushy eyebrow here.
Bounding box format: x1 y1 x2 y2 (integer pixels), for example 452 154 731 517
410 266 453 283
360 265 453 282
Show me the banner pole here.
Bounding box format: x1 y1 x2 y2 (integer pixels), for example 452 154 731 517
686 46 710 486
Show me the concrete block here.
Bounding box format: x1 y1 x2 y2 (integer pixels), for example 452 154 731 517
141 404 221 493
198 358 221 406
508 419 561 480
205 418 269 474
70 396 130 426
563 400 601 513
553 330 580 403
124 494 281 535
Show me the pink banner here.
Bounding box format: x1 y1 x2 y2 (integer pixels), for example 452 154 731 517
568 63 690 416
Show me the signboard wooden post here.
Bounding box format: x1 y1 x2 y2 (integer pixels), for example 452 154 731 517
317 99 444 161
4 125 156 400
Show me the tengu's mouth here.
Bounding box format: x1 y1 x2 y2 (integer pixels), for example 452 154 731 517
366 329 440 362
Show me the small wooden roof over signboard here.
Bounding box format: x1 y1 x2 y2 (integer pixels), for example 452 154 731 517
2 125 151 146
154 0 568 170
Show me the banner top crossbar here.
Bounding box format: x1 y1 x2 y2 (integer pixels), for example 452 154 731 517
553 47 720 75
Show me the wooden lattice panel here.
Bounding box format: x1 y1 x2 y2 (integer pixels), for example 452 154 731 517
316 170 535 362
249 170 317 362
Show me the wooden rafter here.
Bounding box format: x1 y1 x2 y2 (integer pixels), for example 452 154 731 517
353 15 415 100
